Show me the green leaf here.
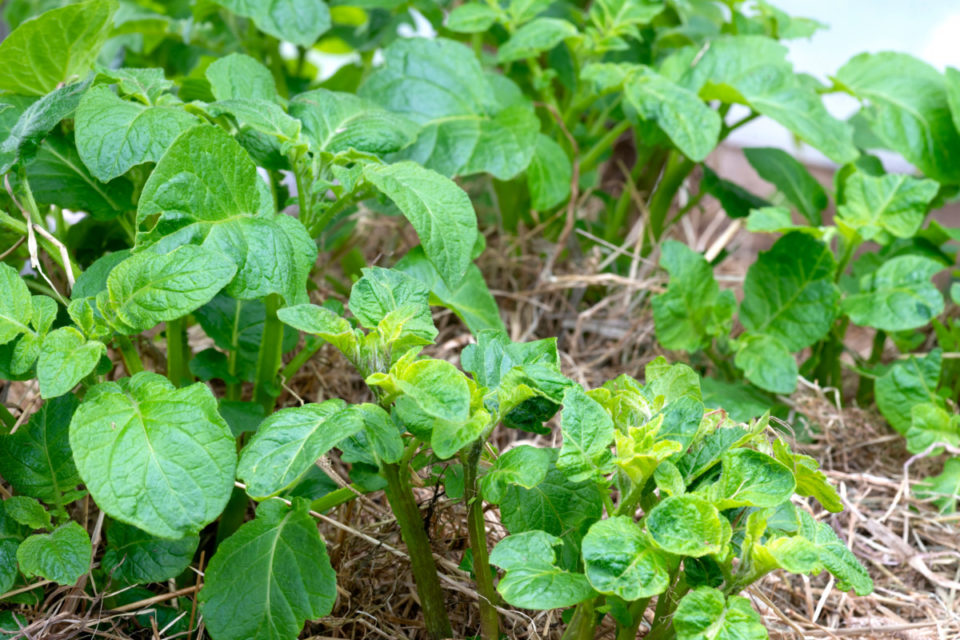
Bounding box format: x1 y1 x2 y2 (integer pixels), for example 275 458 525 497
490 530 595 609
37 328 106 398
360 38 538 180
527 134 571 210
905 402 960 455
743 147 828 225
355 403 403 464
875 350 941 434
5 496 52 530
480 445 553 503
837 52 960 184
199 499 337 640
363 161 477 286
653 241 734 352
734 334 797 394
646 495 726 557
204 99 302 144
0 0 116 96
837 172 940 243
643 357 702 404
508 0 552 23
461 330 560 389
744 206 813 234
447 3 499 33
16 521 91 585
710 449 796 509
624 67 720 162
0 501 24 593
0 80 89 174
0 394 83 506
102 521 199 584
101 245 237 333
395 246 506 335
701 165 771 219
771 440 842 513
75 85 199 182
581 516 671 601
290 89 418 155
674 587 768 640
916 458 960 513
348 266 432 329
277 303 358 361
557 386 615 483
237 400 363 498
137 125 316 305
740 232 839 352
211 0 331 47
94 66 173 104
797 510 873 595
206 53 277 102
69 372 237 538
842 256 944 331
497 18 579 63
0 263 33 345
589 0 663 35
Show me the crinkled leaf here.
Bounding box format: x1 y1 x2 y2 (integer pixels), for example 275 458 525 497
461 330 559 390
644 357 702 404
490 530 595 609
557 386 615 483
237 400 364 498
582 516 671 601
842 255 944 331
836 172 940 243
710 449 796 509
674 587 767 640
37 328 105 399
102 520 199 584
290 89 418 155
5 496 51 530
198 499 337 640
647 495 726 557
734 334 798 394
916 458 960 514
480 445 553 503
797 510 872 595
94 66 172 104
204 99 302 143
16 521 91 586
497 18 579 64
211 0 331 47
276 303 358 362
0 80 89 173
744 147 828 225
348 266 432 329
69 372 237 538
905 402 960 455
772 440 841 512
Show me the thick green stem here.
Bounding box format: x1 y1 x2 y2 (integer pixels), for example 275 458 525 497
616 597 652 640
165 317 192 386
115 336 144 376
462 442 500 640
604 146 651 243
253 294 284 414
560 599 597 640
281 338 323 382
381 462 453 640
580 120 632 174
648 152 695 241
310 484 367 513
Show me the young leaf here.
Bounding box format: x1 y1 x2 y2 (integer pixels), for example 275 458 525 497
711 449 796 509
653 240 734 352
743 147 828 225
204 99 302 144
557 386 615 483
841 256 945 331
102 245 237 333
646 495 727 557
489 530 595 609
74 85 199 182
290 89 418 155
5 496 52 530
94 67 173 104
348 267 432 329
211 0 331 47
674 587 767 640
905 403 960 455
0 0 116 96
797 510 873 595
526 134 572 210
644 357 702 404
581 516 671 601
69 372 237 538
206 53 277 102
874 350 941 434
0 394 83 506
199 499 337 640
237 400 364 498
479 444 553 503
0 501 24 593
16 521 91 586
916 458 960 513
447 3 500 33
0 263 33 345
102 521 199 585
734 333 798 394
461 330 560 389
497 18 579 64
837 52 960 184
771 440 842 513
363 162 477 286
36 327 106 398
836 172 940 243
0 80 89 174
276 303 359 362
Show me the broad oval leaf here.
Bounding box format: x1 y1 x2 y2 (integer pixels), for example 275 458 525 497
841 255 945 331
581 516 671 601
712 449 796 510
211 0 331 47
37 328 105 399
497 18 579 64
836 172 940 243
69 372 237 538
102 520 199 585
206 53 277 102
646 495 726 557
489 530 595 609
557 386 615 483
527 134 572 210
733 334 797 394
16 521 91 586
237 400 364 499
674 587 767 640
875 350 941 434
479 444 553 503
447 4 499 33
744 147 828 225
199 499 337 640
290 89 418 155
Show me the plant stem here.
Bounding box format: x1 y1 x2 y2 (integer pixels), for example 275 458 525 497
647 152 695 241
165 317 191 386
580 120 632 174
115 336 144 375
615 597 652 640
281 338 323 382
381 462 453 640
560 599 597 640
462 442 500 640
605 146 650 243
310 484 367 513
253 294 284 414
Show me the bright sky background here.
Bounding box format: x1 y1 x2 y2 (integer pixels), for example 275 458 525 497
730 0 960 166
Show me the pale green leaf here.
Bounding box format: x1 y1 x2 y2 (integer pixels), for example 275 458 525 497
16 521 91 585
674 587 768 640
916 458 960 514
5 496 52 530
0 80 88 173
291 89 418 155
837 172 940 243
480 445 553 503
37 327 105 399
206 53 277 101
527 134 571 210
490 530 595 609
94 66 172 104
497 18 579 63
581 516 671 601
711 449 796 509
211 0 331 47
447 4 499 33
647 495 726 557
875 350 941 434
905 402 960 455
557 386 614 483
797 510 873 595
0 263 33 345
842 256 944 331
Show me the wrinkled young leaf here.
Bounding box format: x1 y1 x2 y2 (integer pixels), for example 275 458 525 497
290 89 418 155
646 495 727 557
674 587 767 640
16 521 91 586
0 0 116 96
797 510 873 595
557 386 615 483
744 147 828 225
37 328 105 398
0 394 83 506
237 400 364 498
75 85 199 182
581 516 671 601
347 266 432 329
102 521 199 584
94 66 172 104
772 440 842 512
0 263 33 345
480 445 553 503
836 172 939 243
212 0 331 47
0 80 89 173
461 330 560 390
199 499 337 640
497 18 579 63
905 403 960 455
842 256 944 331
875 350 941 434
5 496 52 530
916 458 960 513
489 530 595 609
363 162 477 286
70 372 237 538
711 449 796 509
